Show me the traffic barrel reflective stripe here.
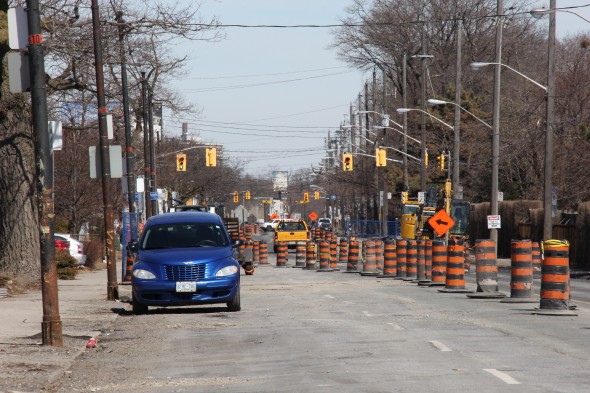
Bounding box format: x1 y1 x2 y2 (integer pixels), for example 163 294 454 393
294 241 307 268
258 242 269 265
345 241 360 273
416 239 426 281
509 240 534 299
317 241 333 272
405 240 418 280
305 241 316 270
276 241 288 268
339 239 348 263
380 239 397 277
374 240 384 271
361 240 378 276
540 240 570 309
430 240 446 286
395 239 407 279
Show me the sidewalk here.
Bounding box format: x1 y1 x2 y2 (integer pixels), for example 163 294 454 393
0 267 131 392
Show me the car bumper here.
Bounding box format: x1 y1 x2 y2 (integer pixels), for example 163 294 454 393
132 276 239 307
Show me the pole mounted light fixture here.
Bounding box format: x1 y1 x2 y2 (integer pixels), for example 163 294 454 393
469 62 547 92
395 107 454 130
427 99 493 129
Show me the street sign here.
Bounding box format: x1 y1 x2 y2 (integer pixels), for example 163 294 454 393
428 209 455 237
487 215 501 229
417 191 425 203
150 191 158 201
308 211 318 221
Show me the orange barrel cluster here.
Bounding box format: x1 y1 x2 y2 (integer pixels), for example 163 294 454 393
305 241 316 270
503 239 535 302
416 239 426 281
439 243 471 293
258 242 269 265
395 239 407 279
345 240 360 273
253 241 260 264
430 240 447 286
540 240 571 310
294 241 307 268
317 240 333 272
532 241 542 277
360 240 379 276
468 240 504 298
424 239 433 282
405 240 418 280
330 236 339 270
379 239 397 277
339 239 348 263
275 241 288 268
375 240 384 271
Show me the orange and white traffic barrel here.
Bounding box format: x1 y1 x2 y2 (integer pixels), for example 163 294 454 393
378 239 397 278
439 243 472 293
258 242 269 265
404 240 418 281
502 239 536 303
294 241 306 268
395 239 407 280
275 241 288 268
305 241 316 270
430 240 446 286
344 240 360 273
467 239 505 299
317 240 333 272
360 240 379 276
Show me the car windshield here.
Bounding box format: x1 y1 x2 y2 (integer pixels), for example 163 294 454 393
277 221 306 231
140 222 229 250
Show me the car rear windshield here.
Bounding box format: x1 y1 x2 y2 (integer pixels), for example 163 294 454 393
277 221 306 231
141 223 229 250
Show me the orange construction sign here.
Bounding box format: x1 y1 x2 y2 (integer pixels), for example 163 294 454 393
269 213 279 220
308 211 318 221
428 209 455 237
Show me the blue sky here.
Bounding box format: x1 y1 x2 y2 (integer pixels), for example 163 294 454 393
164 0 590 177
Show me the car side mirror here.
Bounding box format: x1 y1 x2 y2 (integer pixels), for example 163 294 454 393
127 241 139 253
232 239 243 248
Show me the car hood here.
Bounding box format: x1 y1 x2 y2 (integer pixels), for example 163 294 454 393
139 247 234 265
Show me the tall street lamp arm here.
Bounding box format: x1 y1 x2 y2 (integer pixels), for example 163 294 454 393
427 99 493 129
396 108 454 130
471 62 547 92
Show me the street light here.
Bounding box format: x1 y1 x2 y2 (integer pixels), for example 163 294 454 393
396 107 454 130
427 99 493 129
470 62 547 92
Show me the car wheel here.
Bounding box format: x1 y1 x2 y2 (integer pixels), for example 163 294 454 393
132 292 148 315
227 285 241 312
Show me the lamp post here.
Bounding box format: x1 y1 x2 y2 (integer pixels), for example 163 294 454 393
396 108 454 130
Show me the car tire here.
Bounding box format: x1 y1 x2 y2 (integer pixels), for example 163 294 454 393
132 292 148 315
227 285 241 312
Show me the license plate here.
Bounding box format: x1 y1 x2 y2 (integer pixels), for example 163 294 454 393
176 282 197 292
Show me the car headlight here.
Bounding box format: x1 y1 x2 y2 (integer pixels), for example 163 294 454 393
133 269 156 279
216 265 239 277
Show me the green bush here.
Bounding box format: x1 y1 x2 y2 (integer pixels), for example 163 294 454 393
56 249 78 279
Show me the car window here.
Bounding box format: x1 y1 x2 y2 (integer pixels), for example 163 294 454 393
141 223 229 250
278 221 306 231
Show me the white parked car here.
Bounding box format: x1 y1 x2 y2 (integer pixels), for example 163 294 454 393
262 219 281 232
55 234 87 265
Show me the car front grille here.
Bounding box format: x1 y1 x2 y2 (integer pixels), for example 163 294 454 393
162 264 207 281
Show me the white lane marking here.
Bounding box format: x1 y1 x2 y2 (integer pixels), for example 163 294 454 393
484 369 521 385
363 311 374 317
324 295 335 299
429 340 452 352
387 323 404 330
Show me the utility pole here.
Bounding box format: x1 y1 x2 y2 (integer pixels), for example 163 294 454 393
420 44 427 193
148 89 158 215
402 53 408 191
490 0 504 244
91 0 118 300
116 11 138 240
543 0 556 241
141 72 152 218
381 68 389 236
453 18 463 200
27 0 62 346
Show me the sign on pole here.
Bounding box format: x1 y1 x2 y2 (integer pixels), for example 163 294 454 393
487 215 501 229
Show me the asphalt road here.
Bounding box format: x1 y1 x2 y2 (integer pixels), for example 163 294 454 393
47 248 590 393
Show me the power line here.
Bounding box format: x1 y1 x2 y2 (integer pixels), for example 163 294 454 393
171 66 349 80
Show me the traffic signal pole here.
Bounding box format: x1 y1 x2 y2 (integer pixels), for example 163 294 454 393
27 0 62 346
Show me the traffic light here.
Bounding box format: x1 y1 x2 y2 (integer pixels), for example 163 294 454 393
206 147 217 167
233 191 239 203
439 152 445 172
375 148 386 167
343 153 353 171
303 192 309 203
401 191 408 204
245 191 251 200
314 191 320 200
176 153 187 172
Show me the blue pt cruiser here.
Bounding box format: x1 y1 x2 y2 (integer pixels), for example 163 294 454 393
128 212 241 314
